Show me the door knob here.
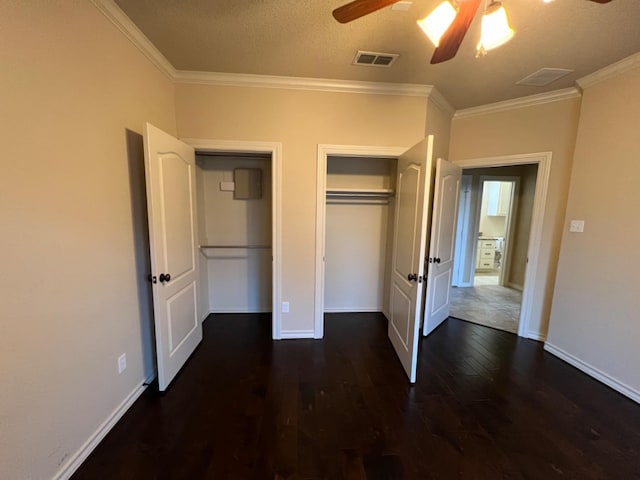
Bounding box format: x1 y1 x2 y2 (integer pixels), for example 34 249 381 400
433 257 441 264
159 273 171 283
407 273 418 282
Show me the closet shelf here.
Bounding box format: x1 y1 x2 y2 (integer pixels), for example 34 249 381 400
325 188 394 198
200 245 271 249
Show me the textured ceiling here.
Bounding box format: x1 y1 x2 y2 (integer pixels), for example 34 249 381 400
114 0 640 109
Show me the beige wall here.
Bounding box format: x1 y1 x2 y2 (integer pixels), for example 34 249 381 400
175 84 427 332
450 97 582 337
547 67 640 398
0 3 175 479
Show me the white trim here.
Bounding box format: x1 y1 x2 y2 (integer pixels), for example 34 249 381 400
452 175 473 287
90 0 176 80
175 70 432 97
89 2 433 99
454 88 581 119
315 145 407 339
209 308 272 313
428 87 455 118
184 138 283 340
527 332 547 342
280 330 316 339
577 52 640 89
324 307 383 313
52 376 153 480
453 152 552 341
544 342 640 404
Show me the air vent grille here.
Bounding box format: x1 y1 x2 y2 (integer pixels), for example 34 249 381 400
516 68 574 87
353 50 399 68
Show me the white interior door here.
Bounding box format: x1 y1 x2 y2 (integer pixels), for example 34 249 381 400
423 158 462 336
144 123 201 391
388 136 434 383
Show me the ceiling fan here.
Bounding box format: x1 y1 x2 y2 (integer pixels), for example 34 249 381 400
333 0 614 64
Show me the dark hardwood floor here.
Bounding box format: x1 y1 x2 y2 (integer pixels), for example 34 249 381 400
71 313 640 479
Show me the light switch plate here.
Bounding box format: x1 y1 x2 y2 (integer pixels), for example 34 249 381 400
220 181 235 192
281 302 289 313
569 220 584 233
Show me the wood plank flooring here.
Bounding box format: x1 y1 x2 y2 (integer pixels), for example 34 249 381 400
71 313 640 479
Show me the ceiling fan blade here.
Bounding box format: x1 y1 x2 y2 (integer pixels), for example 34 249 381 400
332 0 400 23
587 0 613 3
430 0 482 64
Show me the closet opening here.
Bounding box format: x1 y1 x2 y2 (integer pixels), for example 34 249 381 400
195 149 278 335
314 145 406 338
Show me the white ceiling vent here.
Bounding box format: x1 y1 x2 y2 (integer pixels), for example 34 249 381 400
353 50 399 68
516 68 574 87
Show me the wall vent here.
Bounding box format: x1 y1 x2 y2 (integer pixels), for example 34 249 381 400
353 50 399 68
516 68 574 87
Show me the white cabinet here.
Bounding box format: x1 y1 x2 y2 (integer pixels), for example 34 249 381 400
485 181 512 216
476 238 496 270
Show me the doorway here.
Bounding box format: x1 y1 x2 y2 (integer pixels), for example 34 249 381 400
474 178 519 287
196 152 273 315
186 139 283 339
314 145 405 338
451 153 551 339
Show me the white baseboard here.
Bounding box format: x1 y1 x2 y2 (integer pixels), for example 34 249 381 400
52 375 154 480
280 329 315 339
323 307 382 313
209 308 271 313
544 342 640 404
527 331 547 342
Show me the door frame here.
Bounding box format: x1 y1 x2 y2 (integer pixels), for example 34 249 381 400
183 138 283 340
314 144 407 339
474 176 520 287
453 152 551 340
452 175 472 287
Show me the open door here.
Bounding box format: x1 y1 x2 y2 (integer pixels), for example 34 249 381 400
388 136 434 383
423 158 462 336
144 123 202 391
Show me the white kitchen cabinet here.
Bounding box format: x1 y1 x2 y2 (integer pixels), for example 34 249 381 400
485 181 512 216
476 238 496 270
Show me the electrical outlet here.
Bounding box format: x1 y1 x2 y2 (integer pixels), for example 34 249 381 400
281 301 289 313
569 220 585 233
118 353 127 374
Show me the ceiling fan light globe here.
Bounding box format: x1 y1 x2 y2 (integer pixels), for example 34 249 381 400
417 1 457 47
478 3 515 52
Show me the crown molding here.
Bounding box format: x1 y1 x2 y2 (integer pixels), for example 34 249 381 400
174 70 432 97
453 87 582 120
90 0 176 80
576 52 640 89
427 87 455 117
91 0 432 99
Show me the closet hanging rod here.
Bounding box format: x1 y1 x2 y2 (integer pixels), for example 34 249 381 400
325 188 394 198
200 245 271 249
